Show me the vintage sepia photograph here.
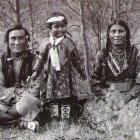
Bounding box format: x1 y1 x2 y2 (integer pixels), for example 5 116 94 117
0 0 140 140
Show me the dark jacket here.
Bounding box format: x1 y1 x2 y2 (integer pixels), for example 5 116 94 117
32 36 86 102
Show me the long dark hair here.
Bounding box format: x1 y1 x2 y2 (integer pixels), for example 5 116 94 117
4 24 30 86
5 24 30 57
106 19 131 55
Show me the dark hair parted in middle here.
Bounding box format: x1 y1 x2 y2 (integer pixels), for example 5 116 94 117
4 24 30 42
106 19 131 54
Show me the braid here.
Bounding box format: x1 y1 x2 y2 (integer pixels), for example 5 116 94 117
7 45 11 58
5 44 15 87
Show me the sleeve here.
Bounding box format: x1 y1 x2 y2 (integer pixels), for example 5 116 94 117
90 51 104 91
70 47 86 79
32 39 49 79
0 59 16 103
128 55 140 97
28 70 44 99
89 51 109 96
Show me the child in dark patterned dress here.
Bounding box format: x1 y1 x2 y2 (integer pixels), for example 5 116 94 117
32 12 86 122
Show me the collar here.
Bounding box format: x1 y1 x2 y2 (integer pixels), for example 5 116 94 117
49 35 64 46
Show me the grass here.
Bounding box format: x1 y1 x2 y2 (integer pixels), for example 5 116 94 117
1 97 140 140
0 120 98 140
0 73 140 139
1 83 140 140
83 97 140 140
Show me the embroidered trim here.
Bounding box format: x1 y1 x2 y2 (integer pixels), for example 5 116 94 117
111 47 126 55
107 51 128 76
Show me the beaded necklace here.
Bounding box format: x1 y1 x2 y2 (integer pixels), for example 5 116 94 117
107 47 128 76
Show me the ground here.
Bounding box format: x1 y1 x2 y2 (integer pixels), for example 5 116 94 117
1 97 140 140
0 121 97 140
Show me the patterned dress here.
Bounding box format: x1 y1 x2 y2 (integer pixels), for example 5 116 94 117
83 45 140 134
90 45 140 96
33 36 86 102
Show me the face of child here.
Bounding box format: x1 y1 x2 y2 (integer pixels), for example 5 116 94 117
51 22 67 38
109 24 126 46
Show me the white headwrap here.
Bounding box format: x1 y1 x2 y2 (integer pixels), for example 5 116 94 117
47 16 65 23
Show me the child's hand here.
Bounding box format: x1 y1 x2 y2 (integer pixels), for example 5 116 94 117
15 94 22 102
15 88 23 100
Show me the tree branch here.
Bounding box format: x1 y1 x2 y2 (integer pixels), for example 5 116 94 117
0 10 16 23
5 0 16 13
60 0 80 16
